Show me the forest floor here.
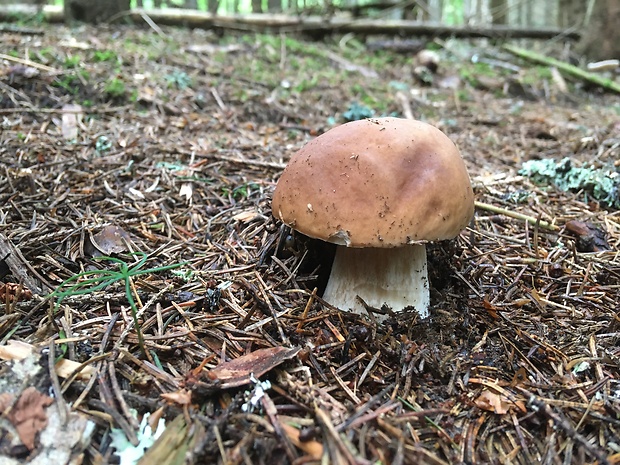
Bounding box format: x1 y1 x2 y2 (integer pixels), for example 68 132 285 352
1 22 620 465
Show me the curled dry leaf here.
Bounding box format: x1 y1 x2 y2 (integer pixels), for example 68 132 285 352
7 387 54 450
565 220 610 252
0 283 33 303
0 340 94 381
280 423 323 460
87 225 132 256
199 346 301 390
0 393 13 412
161 389 193 406
474 390 510 415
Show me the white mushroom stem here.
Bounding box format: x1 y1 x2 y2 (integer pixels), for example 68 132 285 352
322 244 430 319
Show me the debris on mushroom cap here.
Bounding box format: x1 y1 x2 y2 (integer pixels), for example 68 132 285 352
272 117 474 247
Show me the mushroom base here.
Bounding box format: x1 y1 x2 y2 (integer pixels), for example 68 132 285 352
322 244 430 320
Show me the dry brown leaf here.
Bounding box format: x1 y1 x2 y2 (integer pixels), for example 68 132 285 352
8 387 54 450
202 346 301 389
88 225 131 256
161 389 193 406
0 340 94 380
0 340 34 360
232 209 259 222
474 389 510 415
482 297 499 319
281 423 323 460
0 393 14 412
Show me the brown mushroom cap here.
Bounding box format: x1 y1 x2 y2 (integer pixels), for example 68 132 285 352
272 117 474 247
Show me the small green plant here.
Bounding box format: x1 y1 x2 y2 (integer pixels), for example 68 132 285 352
222 183 259 200
293 75 319 93
520 66 553 86
50 252 187 357
165 70 192 90
93 50 118 62
64 55 82 68
54 74 81 95
105 78 126 98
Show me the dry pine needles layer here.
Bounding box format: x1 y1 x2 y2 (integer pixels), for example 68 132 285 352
1 25 620 465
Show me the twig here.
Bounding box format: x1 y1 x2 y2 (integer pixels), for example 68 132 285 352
261 392 298 462
48 339 69 425
315 407 357 465
296 287 317 332
503 44 620 94
139 11 166 37
357 350 380 387
0 105 133 115
88 398 139 446
516 387 610 465
108 361 140 430
0 52 57 73
474 201 559 231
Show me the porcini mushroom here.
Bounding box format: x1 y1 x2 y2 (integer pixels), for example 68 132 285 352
272 117 474 319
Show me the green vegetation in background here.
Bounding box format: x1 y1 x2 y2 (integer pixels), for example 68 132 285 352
442 0 463 24
520 66 554 86
52 0 472 19
124 0 471 21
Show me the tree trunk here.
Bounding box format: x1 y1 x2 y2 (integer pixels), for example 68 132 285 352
579 0 620 60
267 0 281 12
251 0 262 13
64 0 130 23
490 0 507 24
208 0 220 14
557 0 582 28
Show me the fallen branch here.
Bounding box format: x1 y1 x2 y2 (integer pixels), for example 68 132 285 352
0 5 581 40
503 45 620 94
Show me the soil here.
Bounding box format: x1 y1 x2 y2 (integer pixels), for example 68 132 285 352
1 23 619 465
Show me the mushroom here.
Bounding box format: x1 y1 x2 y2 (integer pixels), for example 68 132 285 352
271 117 474 319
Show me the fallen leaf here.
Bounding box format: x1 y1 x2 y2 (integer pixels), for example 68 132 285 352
202 346 301 390
281 423 323 460
88 225 132 256
510 366 528 387
0 340 94 380
482 297 499 319
0 393 14 412
0 283 33 302
0 340 34 360
474 390 510 415
232 209 259 222
565 220 610 252
8 387 54 450
161 389 193 406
